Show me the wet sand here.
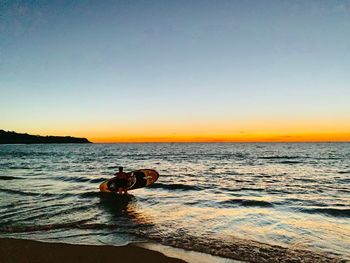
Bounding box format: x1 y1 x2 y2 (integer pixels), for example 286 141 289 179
0 238 186 263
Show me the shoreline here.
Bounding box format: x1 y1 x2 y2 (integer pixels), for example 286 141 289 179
0 238 186 263
1 237 342 263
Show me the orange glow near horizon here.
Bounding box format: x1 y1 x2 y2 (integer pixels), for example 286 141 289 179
90 132 350 143
10 118 350 143
85 119 350 143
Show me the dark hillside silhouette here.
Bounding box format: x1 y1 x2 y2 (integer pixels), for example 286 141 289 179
0 130 91 144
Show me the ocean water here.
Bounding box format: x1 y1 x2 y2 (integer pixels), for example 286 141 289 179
0 143 349 262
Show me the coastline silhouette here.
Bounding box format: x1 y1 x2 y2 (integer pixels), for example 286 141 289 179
0 130 91 144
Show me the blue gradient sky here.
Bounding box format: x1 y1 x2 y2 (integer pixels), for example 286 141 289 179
1 1 350 142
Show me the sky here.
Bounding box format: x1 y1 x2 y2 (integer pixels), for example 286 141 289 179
1 0 350 142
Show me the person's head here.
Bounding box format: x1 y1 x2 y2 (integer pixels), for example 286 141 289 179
118 166 123 172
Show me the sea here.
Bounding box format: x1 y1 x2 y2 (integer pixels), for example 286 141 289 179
0 143 349 262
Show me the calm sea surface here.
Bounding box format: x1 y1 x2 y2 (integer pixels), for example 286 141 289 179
0 143 349 262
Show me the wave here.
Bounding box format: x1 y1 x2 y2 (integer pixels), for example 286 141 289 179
219 198 274 207
0 188 75 199
278 160 303 164
52 175 90 183
51 176 105 184
338 171 350 174
0 188 55 197
299 207 350 218
337 178 350 184
0 176 23 180
294 177 316 183
89 178 106 184
146 230 341 263
239 187 265 191
150 183 203 191
220 187 265 192
1 223 342 262
258 156 305 164
0 220 152 234
0 189 110 202
259 156 305 159
0 219 90 233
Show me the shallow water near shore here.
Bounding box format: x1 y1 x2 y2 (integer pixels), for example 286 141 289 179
0 143 349 262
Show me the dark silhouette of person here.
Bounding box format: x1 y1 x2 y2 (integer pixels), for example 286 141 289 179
114 167 129 195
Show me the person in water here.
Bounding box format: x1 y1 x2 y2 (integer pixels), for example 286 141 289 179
114 166 129 195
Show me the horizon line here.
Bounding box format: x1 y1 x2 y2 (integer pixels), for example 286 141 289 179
90 140 350 144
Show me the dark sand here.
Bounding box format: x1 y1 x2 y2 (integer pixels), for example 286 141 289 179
0 238 186 263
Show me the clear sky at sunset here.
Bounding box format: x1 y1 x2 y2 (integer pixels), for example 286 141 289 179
1 0 350 142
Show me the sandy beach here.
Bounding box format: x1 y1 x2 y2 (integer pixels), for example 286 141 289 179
0 238 186 263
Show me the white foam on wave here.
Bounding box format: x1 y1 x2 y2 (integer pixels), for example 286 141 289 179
137 242 245 263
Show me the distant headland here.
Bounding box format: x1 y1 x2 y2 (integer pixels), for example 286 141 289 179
0 130 91 144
